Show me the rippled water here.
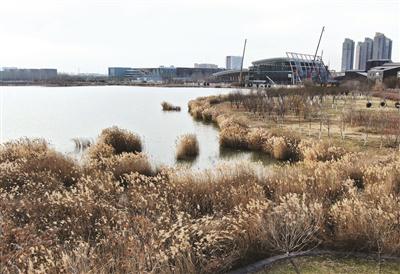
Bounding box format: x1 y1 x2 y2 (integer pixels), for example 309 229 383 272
0 86 275 169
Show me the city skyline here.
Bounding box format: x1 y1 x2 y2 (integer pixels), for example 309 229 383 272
0 0 399 74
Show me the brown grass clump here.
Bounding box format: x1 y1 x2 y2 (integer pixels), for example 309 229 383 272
0 139 80 189
162 101 181 111
105 152 154 178
299 140 347 162
220 124 249 150
87 126 142 160
176 134 199 160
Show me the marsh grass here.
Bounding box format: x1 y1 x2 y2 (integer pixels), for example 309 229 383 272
1 126 400 273
96 126 142 155
176 134 199 160
162 101 181 111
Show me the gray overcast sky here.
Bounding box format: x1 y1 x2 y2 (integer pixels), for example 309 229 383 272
0 0 399 74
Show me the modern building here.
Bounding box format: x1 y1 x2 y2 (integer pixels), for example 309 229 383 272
372 32 392 60
367 62 400 82
248 53 331 85
341 38 355 71
108 66 223 82
355 38 374 71
194 63 218 69
210 69 248 83
0 68 57 81
226 56 243 70
366 59 392 71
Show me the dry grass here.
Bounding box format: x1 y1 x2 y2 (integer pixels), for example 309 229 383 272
1 126 400 273
162 101 181 111
176 134 199 160
98 126 142 154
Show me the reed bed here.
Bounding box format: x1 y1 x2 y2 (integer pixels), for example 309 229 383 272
162 101 181 111
1 126 400 273
176 134 199 160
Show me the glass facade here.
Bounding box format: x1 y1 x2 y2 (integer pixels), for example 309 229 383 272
248 54 331 85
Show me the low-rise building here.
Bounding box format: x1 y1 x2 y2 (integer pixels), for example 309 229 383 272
367 62 400 82
0 68 57 81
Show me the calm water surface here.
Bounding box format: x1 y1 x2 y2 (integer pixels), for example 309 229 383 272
0 86 274 169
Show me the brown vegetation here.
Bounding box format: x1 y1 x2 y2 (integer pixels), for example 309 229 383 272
162 101 181 111
1 124 400 273
176 134 199 160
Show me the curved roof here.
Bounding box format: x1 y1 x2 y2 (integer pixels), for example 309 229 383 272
252 57 289 65
212 69 248 77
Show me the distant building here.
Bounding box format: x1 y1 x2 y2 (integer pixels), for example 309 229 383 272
341 38 355 71
366 59 392 71
108 66 223 82
194 63 218 69
372 32 392 60
355 38 373 71
226 56 243 70
0 68 57 81
248 53 331 85
368 62 400 82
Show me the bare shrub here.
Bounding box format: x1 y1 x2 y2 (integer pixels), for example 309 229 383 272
265 193 323 273
161 101 181 111
176 134 199 160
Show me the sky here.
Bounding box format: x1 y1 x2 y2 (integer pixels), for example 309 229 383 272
0 0 399 74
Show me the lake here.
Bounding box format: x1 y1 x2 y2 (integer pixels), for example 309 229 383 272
0 86 274 169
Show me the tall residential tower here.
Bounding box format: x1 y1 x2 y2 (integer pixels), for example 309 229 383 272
341 38 355 71
355 37 373 71
372 32 392 60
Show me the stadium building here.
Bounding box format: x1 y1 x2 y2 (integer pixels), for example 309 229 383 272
248 52 332 85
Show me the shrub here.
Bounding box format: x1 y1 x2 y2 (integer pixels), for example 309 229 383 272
176 134 199 160
265 193 323 254
161 101 181 111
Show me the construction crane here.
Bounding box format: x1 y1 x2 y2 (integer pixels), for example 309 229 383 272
239 39 247 86
313 26 325 83
313 26 325 62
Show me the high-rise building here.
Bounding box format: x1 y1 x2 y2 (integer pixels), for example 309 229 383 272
355 42 362 70
372 32 392 60
341 38 355 71
226 56 243 70
355 38 373 71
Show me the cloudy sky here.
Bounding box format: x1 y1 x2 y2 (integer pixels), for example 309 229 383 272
0 0 398 74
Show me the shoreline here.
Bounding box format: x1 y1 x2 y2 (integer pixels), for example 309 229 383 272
0 80 238 89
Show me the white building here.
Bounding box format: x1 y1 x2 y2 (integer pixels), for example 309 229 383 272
194 63 218 69
226 56 243 70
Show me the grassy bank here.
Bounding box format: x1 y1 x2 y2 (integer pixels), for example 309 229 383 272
258 255 400 274
1 125 400 273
